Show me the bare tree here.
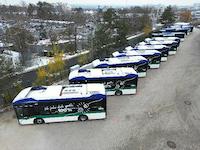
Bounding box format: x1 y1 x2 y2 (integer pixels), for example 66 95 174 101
5 26 34 65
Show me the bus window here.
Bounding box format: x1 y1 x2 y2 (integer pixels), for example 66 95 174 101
15 107 24 118
23 106 38 117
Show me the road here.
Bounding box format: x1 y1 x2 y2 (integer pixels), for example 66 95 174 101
1 29 200 150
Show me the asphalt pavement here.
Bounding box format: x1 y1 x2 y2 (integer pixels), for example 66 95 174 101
0 29 200 150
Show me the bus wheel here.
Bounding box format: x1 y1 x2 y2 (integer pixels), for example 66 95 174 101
34 118 45 124
115 90 122 96
78 115 88 121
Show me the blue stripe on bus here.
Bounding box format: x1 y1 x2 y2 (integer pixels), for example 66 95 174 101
69 74 138 82
13 94 106 105
115 53 161 57
94 60 148 68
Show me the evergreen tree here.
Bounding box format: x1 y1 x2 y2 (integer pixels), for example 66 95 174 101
27 4 35 17
160 6 176 25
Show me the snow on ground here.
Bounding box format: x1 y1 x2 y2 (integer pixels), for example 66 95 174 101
0 41 5 47
0 50 21 66
37 39 51 46
126 33 144 40
31 19 74 25
24 57 51 72
37 39 74 46
23 50 89 73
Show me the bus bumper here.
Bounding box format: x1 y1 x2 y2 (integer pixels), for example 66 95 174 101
161 57 168 62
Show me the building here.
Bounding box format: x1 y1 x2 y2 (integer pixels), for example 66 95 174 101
192 3 200 20
0 50 21 67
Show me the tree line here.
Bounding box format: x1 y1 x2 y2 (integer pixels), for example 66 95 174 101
93 7 152 57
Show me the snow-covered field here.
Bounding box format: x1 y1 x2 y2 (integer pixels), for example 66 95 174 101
23 50 89 73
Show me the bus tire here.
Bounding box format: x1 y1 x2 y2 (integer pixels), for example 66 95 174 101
34 118 45 124
78 115 88 121
115 90 122 96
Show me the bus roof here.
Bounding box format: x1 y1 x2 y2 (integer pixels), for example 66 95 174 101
162 31 185 35
146 40 177 45
145 38 176 43
13 84 105 105
134 43 168 50
112 50 161 57
69 67 138 81
173 23 192 28
153 37 179 41
174 22 191 26
92 56 147 68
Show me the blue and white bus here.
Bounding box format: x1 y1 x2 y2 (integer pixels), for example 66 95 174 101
160 28 189 35
145 37 180 47
12 84 106 125
151 31 185 39
144 39 179 55
130 45 169 62
174 22 193 32
151 37 181 44
91 56 148 77
112 50 161 69
69 67 138 96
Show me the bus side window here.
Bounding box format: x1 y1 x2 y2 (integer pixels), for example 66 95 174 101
23 107 36 117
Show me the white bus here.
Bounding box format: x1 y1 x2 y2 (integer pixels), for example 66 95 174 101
144 39 179 55
151 37 181 44
151 31 185 40
92 56 148 77
174 22 193 32
128 45 169 62
112 50 161 69
69 67 138 96
12 84 106 125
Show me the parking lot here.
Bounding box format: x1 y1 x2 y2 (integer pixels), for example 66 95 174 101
0 29 200 150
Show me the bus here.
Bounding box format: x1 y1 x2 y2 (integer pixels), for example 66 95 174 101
174 22 193 32
91 56 148 77
145 37 180 48
143 39 179 55
69 67 138 96
130 45 169 62
160 28 189 35
12 84 106 125
112 50 161 69
151 31 185 40
151 37 181 44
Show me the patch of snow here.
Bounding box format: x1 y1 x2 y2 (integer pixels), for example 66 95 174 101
23 51 89 73
37 39 71 46
31 19 74 25
0 42 5 48
24 57 51 72
57 39 70 44
37 39 51 46
127 33 144 40
0 50 21 66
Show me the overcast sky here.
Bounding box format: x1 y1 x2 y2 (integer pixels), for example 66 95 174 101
1 0 200 6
